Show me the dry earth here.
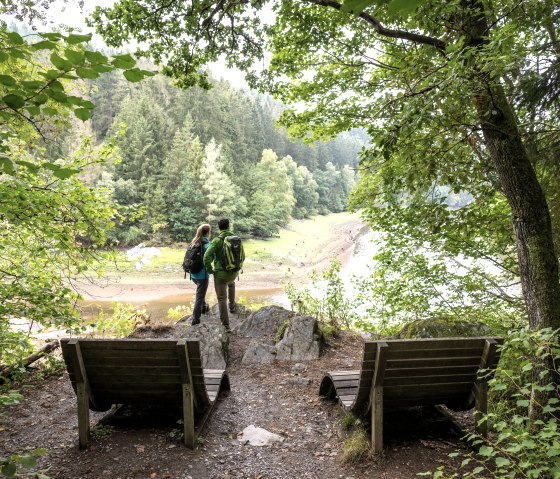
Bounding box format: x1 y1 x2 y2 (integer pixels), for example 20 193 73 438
0 313 473 479
78 215 367 304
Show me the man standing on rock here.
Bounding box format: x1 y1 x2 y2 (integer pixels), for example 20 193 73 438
203 218 242 331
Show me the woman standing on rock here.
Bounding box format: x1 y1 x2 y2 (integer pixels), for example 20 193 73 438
190 223 212 325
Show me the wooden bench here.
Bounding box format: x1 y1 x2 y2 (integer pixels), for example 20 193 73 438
319 337 502 453
60 338 230 449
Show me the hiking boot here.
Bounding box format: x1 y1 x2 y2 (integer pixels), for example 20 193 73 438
229 304 237 314
191 318 200 326
202 304 210 315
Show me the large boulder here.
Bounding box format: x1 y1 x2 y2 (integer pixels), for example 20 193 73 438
241 314 322 363
180 319 229 369
276 315 321 361
242 339 277 364
398 316 491 339
234 305 294 338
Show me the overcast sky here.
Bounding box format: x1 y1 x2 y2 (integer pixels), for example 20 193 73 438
16 0 248 87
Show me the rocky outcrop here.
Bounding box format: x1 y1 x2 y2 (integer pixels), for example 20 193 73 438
234 305 294 337
276 315 321 361
238 306 322 364
398 316 491 339
181 320 229 369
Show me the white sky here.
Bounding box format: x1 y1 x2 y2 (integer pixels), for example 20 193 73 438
12 0 248 88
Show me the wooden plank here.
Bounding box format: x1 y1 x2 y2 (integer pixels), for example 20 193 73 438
88 374 182 384
372 338 490 349
329 370 361 376
87 393 182 404
204 377 225 386
84 357 180 367
363 346 484 361
386 356 481 369
63 340 91 449
78 339 178 350
384 373 476 387
384 383 472 398
333 379 360 388
371 386 383 454
82 349 178 360
91 384 181 395
86 365 182 375
384 365 479 378
183 384 195 449
373 342 389 387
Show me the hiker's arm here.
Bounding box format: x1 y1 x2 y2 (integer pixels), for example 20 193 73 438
203 239 217 273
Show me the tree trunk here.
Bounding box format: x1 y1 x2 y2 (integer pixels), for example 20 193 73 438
464 0 560 418
473 84 560 332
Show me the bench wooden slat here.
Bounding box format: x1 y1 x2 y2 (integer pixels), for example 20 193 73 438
319 336 503 453
61 338 230 450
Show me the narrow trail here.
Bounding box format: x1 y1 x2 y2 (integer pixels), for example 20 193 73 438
0 314 469 479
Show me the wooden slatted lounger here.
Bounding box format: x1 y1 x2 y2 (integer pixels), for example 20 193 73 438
60 338 230 449
319 337 502 453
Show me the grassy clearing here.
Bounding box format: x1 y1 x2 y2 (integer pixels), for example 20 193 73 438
100 212 363 278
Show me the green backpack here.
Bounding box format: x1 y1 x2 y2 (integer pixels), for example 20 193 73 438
220 234 245 272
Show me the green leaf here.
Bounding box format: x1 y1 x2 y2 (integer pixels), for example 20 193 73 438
472 467 484 474
15 160 40 173
479 445 494 456
53 167 80 179
41 107 59 116
40 32 63 41
90 64 114 74
66 33 93 44
123 68 145 82
0 157 15 175
32 40 57 51
20 454 36 469
517 399 530 407
76 67 99 79
1 461 17 478
112 54 136 69
9 48 26 59
495 457 510 468
85 51 108 64
6 32 24 45
341 0 373 14
3 94 25 109
65 49 85 65
0 74 16 86
25 106 41 116
32 93 49 105
50 52 73 71
74 108 91 121
0 51 9 62
46 89 68 104
388 0 422 15
21 80 44 90
547 447 560 457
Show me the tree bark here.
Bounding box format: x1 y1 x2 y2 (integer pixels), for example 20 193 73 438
0 340 60 379
462 0 560 333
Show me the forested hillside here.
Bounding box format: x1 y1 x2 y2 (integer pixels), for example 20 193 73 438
42 53 366 244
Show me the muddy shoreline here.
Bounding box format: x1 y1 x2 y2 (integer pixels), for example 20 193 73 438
78 216 368 305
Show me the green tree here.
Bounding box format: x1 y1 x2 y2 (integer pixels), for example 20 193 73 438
0 26 151 361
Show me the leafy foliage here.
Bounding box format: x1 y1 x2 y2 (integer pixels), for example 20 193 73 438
425 328 560 479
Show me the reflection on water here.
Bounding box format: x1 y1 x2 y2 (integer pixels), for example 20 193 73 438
80 288 289 322
79 229 376 322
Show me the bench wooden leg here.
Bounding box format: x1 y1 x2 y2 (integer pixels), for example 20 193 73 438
371 385 383 453
474 381 488 436
77 383 90 450
183 384 195 449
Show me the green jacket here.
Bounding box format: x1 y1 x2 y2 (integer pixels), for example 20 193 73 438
203 229 239 281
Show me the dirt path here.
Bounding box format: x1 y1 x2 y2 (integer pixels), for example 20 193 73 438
0 317 469 478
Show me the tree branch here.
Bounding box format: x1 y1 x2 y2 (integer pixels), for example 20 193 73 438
306 0 446 51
